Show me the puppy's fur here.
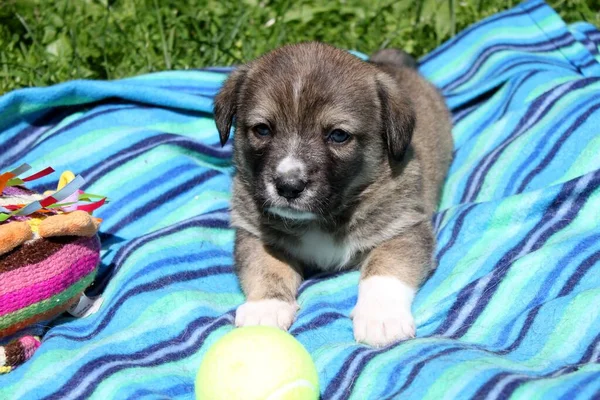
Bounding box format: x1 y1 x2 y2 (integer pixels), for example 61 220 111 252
214 43 453 347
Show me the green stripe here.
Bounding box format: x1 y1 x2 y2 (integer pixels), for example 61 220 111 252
564 134 600 181
349 339 431 400
512 364 600 399
426 22 561 82
0 271 96 330
420 193 537 311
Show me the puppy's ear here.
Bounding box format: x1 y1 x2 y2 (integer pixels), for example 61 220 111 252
375 73 416 161
214 67 248 146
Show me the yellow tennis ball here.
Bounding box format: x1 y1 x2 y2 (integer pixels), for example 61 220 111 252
195 326 319 400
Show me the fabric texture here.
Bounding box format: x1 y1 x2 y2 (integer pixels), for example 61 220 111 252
1 0 599 398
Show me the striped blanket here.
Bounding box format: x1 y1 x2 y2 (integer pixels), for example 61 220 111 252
1 0 600 398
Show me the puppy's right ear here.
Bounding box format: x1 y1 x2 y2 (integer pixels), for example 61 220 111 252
214 67 248 146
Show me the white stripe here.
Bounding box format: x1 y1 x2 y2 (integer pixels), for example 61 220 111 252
591 340 600 362
484 375 526 400
331 349 377 400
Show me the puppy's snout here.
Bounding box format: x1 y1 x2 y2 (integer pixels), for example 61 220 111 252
274 156 307 199
275 175 307 199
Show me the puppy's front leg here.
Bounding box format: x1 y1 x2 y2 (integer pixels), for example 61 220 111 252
234 229 302 330
351 220 434 347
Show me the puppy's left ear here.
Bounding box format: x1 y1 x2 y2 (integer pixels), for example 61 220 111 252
375 73 416 161
214 67 248 146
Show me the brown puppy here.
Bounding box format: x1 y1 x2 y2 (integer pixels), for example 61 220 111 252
214 42 453 347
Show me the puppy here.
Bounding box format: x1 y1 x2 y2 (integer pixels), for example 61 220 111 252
214 42 453 347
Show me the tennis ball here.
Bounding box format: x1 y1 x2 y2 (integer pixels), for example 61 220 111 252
195 326 319 400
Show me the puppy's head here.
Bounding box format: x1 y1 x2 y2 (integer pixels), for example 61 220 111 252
215 42 415 223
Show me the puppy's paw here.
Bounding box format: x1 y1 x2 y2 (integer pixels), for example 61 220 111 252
235 299 298 330
351 276 416 347
351 303 415 347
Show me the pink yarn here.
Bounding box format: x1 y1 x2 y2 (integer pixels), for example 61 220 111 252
0 254 98 316
0 238 98 296
19 336 41 359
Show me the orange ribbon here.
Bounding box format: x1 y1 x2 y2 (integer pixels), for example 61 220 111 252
0 172 15 194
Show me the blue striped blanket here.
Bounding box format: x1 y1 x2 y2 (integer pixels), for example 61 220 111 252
1 0 600 398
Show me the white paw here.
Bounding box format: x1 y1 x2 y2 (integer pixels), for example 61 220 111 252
351 276 416 347
235 299 299 330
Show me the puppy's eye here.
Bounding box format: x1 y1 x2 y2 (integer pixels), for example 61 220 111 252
253 124 271 137
328 129 350 144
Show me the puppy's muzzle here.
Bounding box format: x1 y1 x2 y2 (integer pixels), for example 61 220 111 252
273 156 308 200
275 173 307 200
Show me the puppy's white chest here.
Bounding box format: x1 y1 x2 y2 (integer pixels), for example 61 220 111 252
291 228 358 271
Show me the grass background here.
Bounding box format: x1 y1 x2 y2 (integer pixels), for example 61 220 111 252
0 0 598 94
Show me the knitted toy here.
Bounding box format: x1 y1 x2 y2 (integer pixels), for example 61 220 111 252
0 165 107 374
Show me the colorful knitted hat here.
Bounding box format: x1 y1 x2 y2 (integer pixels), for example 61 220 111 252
0 165 107 374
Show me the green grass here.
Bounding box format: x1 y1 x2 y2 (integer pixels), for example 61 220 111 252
0 0 598 94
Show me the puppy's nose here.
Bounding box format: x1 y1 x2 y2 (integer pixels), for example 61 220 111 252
275 176 307 199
